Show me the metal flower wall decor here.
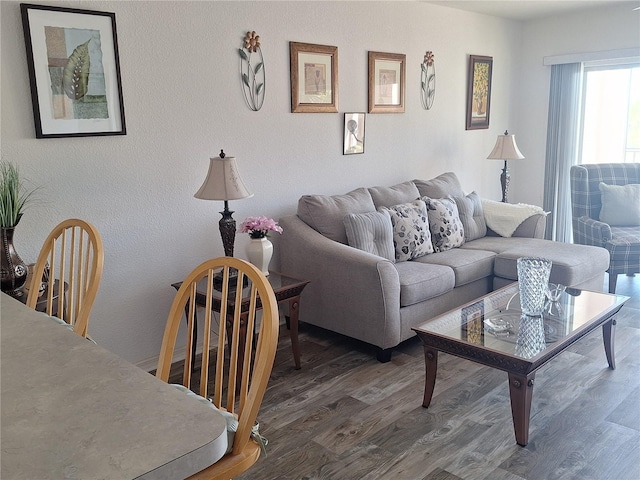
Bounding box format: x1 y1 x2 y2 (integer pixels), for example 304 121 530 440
420 51 436 110
239 31 265 111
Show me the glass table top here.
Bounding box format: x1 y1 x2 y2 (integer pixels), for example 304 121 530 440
413 283 629 361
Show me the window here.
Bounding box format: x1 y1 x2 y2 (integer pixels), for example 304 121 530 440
579 64 640 164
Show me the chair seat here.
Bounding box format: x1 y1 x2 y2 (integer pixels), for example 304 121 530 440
606 226 640 274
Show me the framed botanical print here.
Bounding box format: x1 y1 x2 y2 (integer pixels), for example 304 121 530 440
466 55 492 130
289 42 338 113
21 3 126 138
368 51 406 113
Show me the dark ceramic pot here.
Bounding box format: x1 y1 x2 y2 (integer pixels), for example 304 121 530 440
0 227 28 296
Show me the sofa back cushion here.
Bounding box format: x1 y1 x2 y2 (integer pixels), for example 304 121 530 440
369 181 421 209
414 172 465 199
297 188 376 244
344 210 395 261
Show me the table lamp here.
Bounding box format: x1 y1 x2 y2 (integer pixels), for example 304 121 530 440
486 130 525 203
194 150 253 257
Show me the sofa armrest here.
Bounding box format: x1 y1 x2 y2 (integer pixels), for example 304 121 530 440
573 215 612 247
278 215 402 349
487 213 547 239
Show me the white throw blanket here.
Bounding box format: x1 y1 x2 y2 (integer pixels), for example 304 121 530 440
481 199 547 237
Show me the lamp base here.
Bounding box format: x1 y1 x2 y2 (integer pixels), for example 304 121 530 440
500 160 510 203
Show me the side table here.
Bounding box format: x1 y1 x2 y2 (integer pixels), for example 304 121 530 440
171 270 309 370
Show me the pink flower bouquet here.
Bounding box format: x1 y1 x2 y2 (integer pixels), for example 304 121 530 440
238 216 283 239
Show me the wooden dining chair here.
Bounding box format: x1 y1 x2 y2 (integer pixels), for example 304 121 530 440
26 219 104 338
156 257 279 480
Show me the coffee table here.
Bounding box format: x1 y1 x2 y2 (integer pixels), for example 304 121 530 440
412 283 629 446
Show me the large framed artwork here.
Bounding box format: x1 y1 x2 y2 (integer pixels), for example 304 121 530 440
368 51 406 113
289 42 338 113
466 55 492 130
21 3 126 138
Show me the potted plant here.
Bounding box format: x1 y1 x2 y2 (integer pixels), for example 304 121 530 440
0 162 37 295
238 216 283 275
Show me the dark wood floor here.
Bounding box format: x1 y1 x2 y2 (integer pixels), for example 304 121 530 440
237 276 640 480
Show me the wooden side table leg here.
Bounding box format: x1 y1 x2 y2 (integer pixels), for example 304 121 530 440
508 372 535 446
422 347 438 407
602 318 616 370
287 297 302 369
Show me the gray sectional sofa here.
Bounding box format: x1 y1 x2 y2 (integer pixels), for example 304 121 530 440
279 172 610 362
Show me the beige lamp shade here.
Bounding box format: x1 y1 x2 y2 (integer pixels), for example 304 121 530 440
487 130 525 161
194 152 253 201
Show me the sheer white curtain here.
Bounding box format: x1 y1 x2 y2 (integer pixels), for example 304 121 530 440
543 63 583 242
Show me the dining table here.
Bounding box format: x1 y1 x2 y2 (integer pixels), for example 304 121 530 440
0 292 228 480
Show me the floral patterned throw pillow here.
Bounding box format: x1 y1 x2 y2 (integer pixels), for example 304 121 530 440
381 200 434 261
422 196 465 252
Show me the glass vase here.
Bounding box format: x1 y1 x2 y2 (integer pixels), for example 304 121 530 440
517 257 552 316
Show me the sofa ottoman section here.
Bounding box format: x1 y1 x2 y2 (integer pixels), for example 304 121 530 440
493 240 609 290
394 262 454 307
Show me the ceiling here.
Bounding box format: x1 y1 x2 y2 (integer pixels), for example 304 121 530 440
425 1 639 21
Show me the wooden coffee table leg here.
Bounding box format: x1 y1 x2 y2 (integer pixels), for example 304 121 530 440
508 372 535 446
287 297 302 370
602 318 616 370
422 347 438 407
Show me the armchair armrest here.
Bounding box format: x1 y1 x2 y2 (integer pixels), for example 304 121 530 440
278 215 401 349
573 216 612 247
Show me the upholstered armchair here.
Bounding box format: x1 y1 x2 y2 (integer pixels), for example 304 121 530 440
570 163 640 293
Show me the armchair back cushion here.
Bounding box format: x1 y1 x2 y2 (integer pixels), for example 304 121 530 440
570 163 640 221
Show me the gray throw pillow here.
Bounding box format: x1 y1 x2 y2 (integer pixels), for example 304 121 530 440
599 182 640 226
380 200 434 262
344 210 395 262
453 191 487 241
422 196 465 252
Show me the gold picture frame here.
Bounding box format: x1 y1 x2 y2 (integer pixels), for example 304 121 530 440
466 55 493 130
289 42 338 113
368 51 406 113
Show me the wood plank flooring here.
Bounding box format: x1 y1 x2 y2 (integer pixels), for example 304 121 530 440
235 276 640 480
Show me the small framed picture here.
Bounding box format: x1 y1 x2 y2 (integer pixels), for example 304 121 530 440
343 113 365 155
21 3 126 138
461 300 485 345
368 51 406 113
466 55 493 130
289 42 338 113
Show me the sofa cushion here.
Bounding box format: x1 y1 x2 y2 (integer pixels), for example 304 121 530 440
454 191 487 241
414 172 465 199
297 188 375 244
369 181 420 209
381 200 434 261
598 182 640 226
413 247 496 287
344 210 395 261
493 240 610 287
394 261 454 306
423 196 465 252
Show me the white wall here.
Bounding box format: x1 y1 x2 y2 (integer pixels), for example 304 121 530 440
1 1 636 366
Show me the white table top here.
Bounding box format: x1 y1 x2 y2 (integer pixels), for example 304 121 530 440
0 293 227 480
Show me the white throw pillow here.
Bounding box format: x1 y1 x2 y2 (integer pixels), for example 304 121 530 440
422 196 465 252
344 210 396 262
599 182 640 226
380 200 434 262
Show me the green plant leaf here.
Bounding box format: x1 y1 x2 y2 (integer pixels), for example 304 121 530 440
63 40 90 100
254 62 263 74
256 83 264 95
242 73 250 88
239 48 249 61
